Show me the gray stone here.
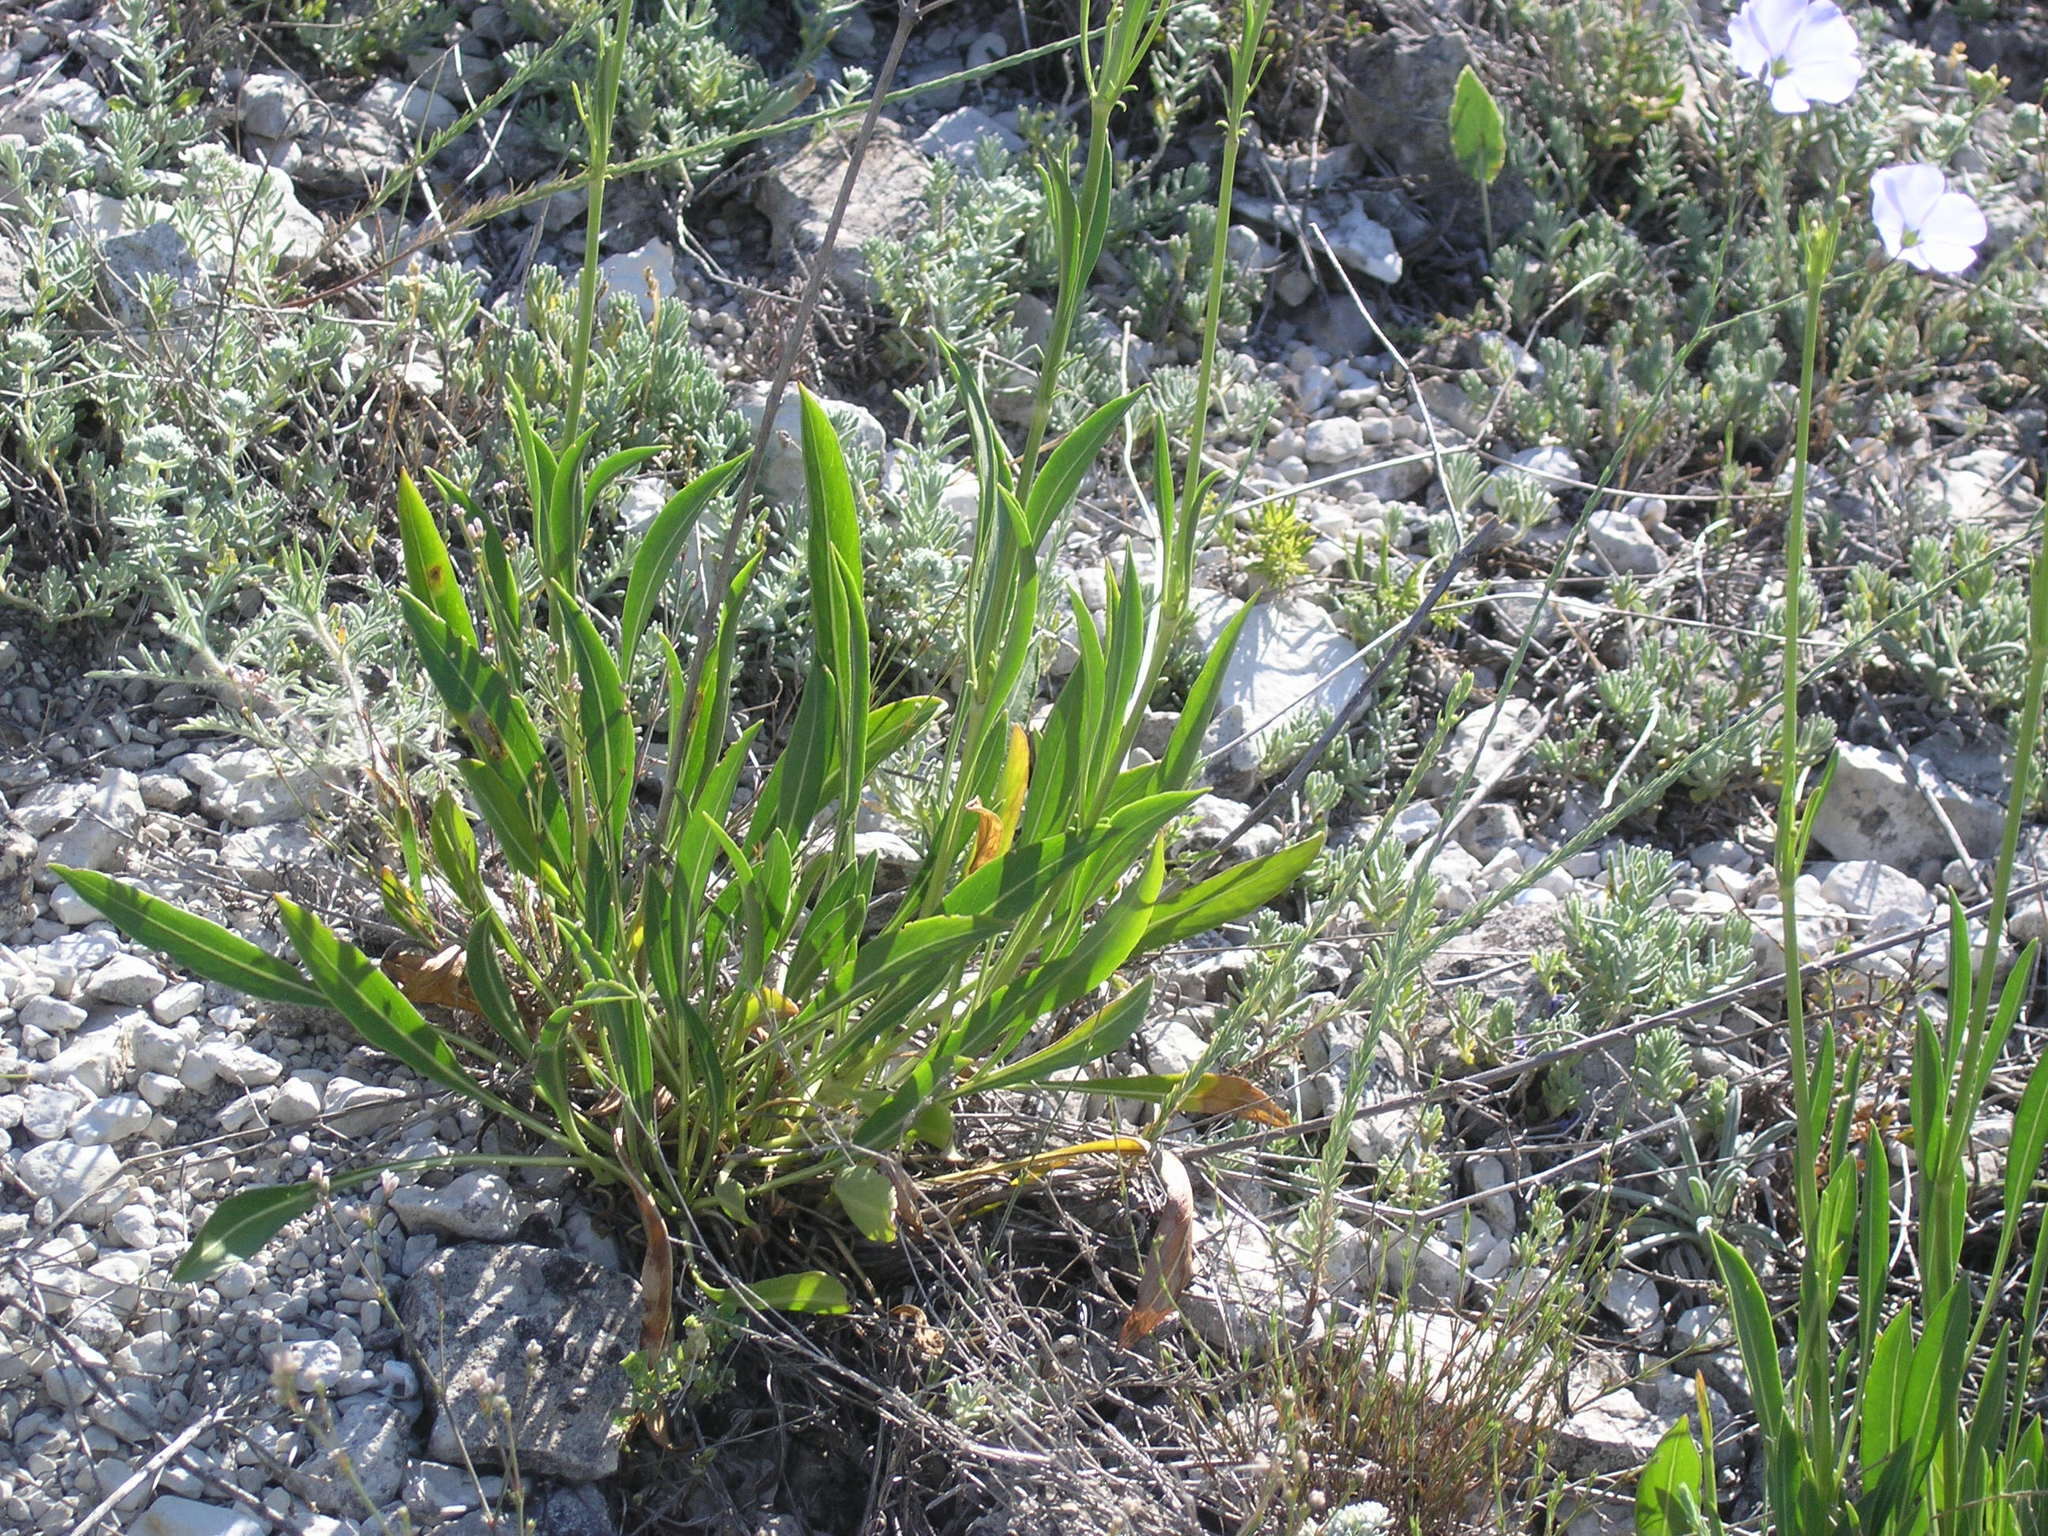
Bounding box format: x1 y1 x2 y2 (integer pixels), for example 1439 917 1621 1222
360 76 461 135
98 223 211 325
1423 697 1545 796
85 954 166 1005
219 821 325 892
1923 446 2034 530
400 1242 641 1480
1205 598 1366 774
735 391 886 505
914 106 1024 167
70 1094 151 1146
0 813 33 926
597 237 675 320
1585 504 1666 575
1323 203 1401 283
290 100 410 198
237 72 313 140
180 746 341 827
195 1038 282 1086
1814 860 1934 925
18 992 87 1033
13 1138 122 1207
1485 445 1580 508
126 1495 264 1536
285 1394 411 1513
755 117 928 299
1599 1269 1663 1341
1548 1373 1680 1477
33 768 145 883
0 77 106 141
1303 416 1365 464
390 1170 524 1241
1807 742 2005 866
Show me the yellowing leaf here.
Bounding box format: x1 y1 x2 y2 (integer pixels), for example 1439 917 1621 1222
1120 1148 1195 1347
1183 1073 1290 1128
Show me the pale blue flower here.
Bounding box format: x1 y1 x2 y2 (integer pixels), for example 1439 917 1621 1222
1729 0 1863 114
1871 164 1988 274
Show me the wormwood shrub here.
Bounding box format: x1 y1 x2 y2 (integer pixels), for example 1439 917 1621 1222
60 0 1314 1324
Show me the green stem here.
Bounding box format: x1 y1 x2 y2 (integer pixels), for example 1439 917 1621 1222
1776 215 1833 1241
564 0 634 446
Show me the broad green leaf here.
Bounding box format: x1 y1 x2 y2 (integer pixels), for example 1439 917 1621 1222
1448 65 1507 187
833 1164 897 1243
1636 1416 1703 1536
174 1181 326 1283
396 471 478 649
558 588 636 846
1137 832 1326 951
969 980 1152 1093
1024 390 1143 546
619 454 745 674
702 1271 851 1315
274 897 549 1139
51 866 325 1010
544 424 598 584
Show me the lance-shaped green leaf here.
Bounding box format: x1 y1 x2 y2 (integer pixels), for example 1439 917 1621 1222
1449 65 1506 187
1137 832 1325 951
51 866 325 1009
273 897 554 1141
620 454 745 674
397 472 478 649
700 1271 851 1315
1636 1417 1704 1536
1024 390 1142 546
558 587 636 846
968 980 1151 1093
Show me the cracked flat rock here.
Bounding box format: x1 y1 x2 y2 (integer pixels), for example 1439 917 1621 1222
755 117 928 298
398 1242 641 1480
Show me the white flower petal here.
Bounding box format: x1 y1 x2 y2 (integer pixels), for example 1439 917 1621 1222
1748 0 1811 52
1917 241 1979 275
1925 190 1988 250
1728 15 1773 78
1872 164 1947 228
1787 50 1861 104
1770 75 1813 113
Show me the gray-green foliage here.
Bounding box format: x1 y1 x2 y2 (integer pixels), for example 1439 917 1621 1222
1843 523 2033 715
1553 845 1753 1037
1478 0 2047 471
504 0 771 187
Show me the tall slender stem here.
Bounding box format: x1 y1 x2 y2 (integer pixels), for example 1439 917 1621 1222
564 0 634 445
